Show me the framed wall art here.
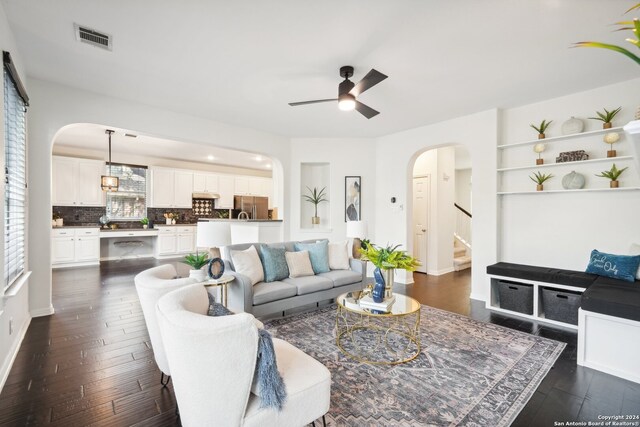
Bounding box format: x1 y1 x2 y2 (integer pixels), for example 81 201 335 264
345 176 361 221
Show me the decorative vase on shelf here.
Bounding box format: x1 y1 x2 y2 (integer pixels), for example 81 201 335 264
166 218 172 225
142 224 148 229
603 122 612 129
51 220 56 227
536 184 543 191
189 268 207 282
55 218 64 227
611 180 619 188
562 171 585 190
538 133 545 140
372 267 395 303
311 216 320 225
172 219 177 225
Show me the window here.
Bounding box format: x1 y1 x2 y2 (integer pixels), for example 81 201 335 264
3 52 28 290
105 164 147 220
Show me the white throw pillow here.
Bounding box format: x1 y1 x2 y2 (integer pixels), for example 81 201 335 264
230 245 264 285
327 240 350 270
285 250 315 278
629 243 640 280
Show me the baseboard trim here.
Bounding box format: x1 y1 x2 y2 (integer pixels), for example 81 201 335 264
426 267 455 276
469 292 486 303
30 305 54 317
0 314 31 392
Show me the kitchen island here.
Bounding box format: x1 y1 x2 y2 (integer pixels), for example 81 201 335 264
198 219 283 244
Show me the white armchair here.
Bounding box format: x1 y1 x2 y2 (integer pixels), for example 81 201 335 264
134 264 197 386
156 283 331 427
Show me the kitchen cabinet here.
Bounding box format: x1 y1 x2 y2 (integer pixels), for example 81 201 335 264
193 173 219 193
150 167 193 208
235 176 272 197
51 228 100 267
52 156 105 206
248 177 262 196
154 225 196 258
217 175 235 209
234 177 249 195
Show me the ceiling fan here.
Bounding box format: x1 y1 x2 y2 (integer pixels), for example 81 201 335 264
288 66 388 119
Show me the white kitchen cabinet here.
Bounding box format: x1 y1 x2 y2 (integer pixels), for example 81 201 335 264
154 225 196 258
193 173 219 193
248 177 262 196
52 156 105 207
217 175 235 209
234 177 249 195
150 168 193 208
51 228 100 268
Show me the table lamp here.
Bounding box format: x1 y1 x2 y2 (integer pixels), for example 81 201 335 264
196 221 232 279
346 220 368 259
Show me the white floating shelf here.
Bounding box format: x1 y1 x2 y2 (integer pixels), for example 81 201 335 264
497 156 633 172
497 127 624 149
498 187 640 195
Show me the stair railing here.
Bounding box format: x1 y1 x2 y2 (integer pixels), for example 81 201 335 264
454 203 472 249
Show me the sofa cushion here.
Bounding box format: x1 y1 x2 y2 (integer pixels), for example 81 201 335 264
231 245 264 286
486 262 597 289
327 240 350 270
285 250 315 278
283 276 333 295
259 245 289 283
317 270 362 287
294 241 330 274
253 281 298 305
581 277 640 322
585 249 640 283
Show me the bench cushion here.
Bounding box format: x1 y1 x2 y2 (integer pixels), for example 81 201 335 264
581 277 640 322
283 276 333 295
253 281 297 305
487 262 597 289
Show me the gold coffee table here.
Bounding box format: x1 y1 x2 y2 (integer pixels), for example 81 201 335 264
335 291 421 365
202 275 234 307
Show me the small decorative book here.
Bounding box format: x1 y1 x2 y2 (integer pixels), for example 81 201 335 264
358 295 396 312
556 150 589 163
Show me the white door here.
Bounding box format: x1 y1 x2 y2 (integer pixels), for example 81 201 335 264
217 176 235 208
75 236 100 261
51 237 76 264
52 157 77 206
76 160 105 206
151 169 175 207
174 171 194 207
413 176 430 274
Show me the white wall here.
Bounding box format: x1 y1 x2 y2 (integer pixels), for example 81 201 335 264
27 78 291 320
289 138 376 245
0 1 31 391
455 168 472 212
376 109 498 295
499 78 640 269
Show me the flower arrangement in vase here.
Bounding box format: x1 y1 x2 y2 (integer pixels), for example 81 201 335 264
163 212 177 225
359 243 420 303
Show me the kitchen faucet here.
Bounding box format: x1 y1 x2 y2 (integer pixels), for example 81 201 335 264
238 211 250 220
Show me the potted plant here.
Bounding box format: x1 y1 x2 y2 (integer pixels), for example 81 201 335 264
182 252 210 281
140 217 149 229
533 143 546 165
530 171 554 191
530 120 553 139
603 132 621 158
359 243 420 303
596 163 628 188
574 3 640 66
303 186 328 225
589 107 622 129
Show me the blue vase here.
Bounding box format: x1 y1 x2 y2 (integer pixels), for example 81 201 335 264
372 267 386 303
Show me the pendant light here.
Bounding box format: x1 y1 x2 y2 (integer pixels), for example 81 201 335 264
101 129 119 191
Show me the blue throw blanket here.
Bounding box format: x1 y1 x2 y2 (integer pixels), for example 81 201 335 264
206 292 287 410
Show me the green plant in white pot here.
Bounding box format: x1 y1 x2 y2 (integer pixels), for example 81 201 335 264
303 186 328 225
182 252 209 281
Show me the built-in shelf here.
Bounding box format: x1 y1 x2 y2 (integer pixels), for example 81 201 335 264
498 187 640 195
497 126 624 149
497 156 633 172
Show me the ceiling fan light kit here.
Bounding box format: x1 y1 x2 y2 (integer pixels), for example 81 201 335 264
289 65 387 119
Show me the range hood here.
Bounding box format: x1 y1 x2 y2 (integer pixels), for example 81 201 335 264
192 192 220 199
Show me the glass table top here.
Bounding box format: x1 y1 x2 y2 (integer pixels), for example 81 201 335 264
337 291 421 316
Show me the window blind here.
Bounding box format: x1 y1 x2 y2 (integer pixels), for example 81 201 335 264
106 164 147 220
4 66 27 289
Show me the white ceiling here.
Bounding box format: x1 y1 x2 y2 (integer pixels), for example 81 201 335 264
3 0 638 138
54 124 273 170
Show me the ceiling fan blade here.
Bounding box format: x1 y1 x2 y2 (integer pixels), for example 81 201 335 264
288 98 337 106
350 69 388 97
355 101 380 119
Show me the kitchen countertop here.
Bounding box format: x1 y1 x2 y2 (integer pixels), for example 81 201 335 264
197 219 283 223
153 223 198 226
52 225 101 229
100 228 159 232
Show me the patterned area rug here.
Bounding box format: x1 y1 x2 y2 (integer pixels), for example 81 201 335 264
265 305 565 427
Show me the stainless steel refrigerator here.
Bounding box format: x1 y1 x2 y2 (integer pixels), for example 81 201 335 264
234 196 268 219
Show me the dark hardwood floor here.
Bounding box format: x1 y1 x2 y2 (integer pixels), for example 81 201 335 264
0 262 638 426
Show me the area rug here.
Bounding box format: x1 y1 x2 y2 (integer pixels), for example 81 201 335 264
265 304 565 427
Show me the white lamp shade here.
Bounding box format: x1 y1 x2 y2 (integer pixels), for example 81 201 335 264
196 221 232 248
346 220 367 239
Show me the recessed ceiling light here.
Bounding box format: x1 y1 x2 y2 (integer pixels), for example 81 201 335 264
207 155 215 161
255 155 263 162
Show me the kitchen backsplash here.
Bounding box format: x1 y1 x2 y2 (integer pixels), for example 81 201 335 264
53 205 230 228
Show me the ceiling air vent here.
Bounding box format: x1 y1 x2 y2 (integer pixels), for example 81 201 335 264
74 24 112 51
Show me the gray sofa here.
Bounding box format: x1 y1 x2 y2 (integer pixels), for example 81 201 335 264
222 239 366 318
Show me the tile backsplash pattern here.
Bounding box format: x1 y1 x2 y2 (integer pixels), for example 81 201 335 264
192 199 213 216
53 205 230 228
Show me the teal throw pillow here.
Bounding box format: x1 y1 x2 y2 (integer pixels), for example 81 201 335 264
585 249 640 283
294 241 330 274
259 245 289 282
